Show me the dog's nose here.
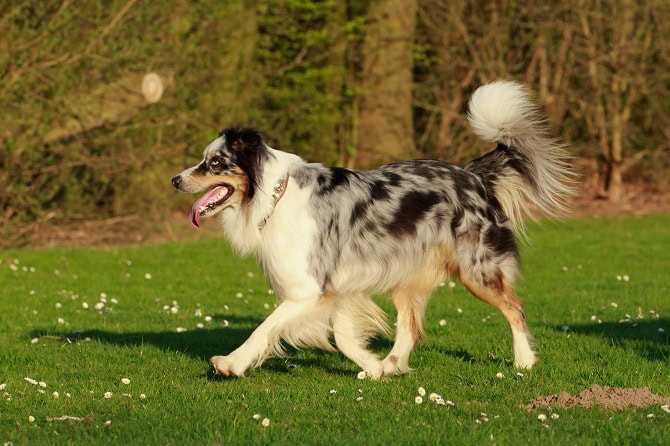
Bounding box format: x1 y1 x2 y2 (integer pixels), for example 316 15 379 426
171 175 182 189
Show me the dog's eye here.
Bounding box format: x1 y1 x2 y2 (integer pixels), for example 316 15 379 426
209 157 224 169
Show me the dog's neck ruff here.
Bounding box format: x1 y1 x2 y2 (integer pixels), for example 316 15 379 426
259 174 289 229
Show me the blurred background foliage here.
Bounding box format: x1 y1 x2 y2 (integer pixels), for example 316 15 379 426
1 0 668 247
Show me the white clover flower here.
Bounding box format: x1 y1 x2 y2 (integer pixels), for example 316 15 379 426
104 392 113 399
659 328 665 333
82 302 89 309
356 371 367 380
121 378 130 385
55 303 62 309
457 308 463 314
496 372 504 379
31 338 39 344
439 319 447 326
38 381 46 388
611 302 618 308
65 393 71 398
417 387 426 396
28 415 35 423
223 320 229 327
197 323 204 329
170 306 179 314
139 394 146 399
415 396 423 404
263 303 270 310
261 418 270 427
52 391 59 398
235 292 244 298
105 420 112 426
429 393 440 402
205 316 213 322
591 315 597 321
252 414 262 420
435 398 446 406
623 275 629 282
195 309 203 317
58 318 65 324
356 396 364 402
537 414 547 422
0 383 5 390
25 377 38 385
647 413 655 419
95 302 105 310
616 275 622 281
176 327 187 333
551 413 560 419
660 404 670 414
448 281 456 288
144 273 152 280
111 298 118 304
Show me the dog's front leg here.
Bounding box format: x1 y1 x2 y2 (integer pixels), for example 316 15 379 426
210 300 310 377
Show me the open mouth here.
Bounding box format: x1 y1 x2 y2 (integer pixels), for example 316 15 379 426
189 184 234 228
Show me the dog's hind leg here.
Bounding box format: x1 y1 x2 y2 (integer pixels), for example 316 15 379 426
211 297 333 377
331 295 390 379
381 246 448 376
458 264 537 369
381 285 432 376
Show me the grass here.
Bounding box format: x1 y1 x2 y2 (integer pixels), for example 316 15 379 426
1 215 669 445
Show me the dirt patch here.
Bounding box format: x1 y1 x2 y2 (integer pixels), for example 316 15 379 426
527 385 670 411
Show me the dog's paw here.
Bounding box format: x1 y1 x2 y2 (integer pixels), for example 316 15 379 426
365 364 384 380
514 355 538 369
381 355 412 376
210 355 246 377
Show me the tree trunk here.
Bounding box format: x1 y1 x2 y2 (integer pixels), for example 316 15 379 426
356 0 417 168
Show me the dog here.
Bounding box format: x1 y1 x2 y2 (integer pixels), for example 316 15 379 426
172 81 575 378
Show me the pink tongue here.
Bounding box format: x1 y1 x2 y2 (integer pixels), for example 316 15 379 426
189 186 228 229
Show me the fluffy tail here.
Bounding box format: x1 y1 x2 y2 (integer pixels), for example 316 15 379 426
464 80 576 230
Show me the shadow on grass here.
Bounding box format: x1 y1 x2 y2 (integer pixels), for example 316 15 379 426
545 318 669 361
28 317 386 379
29 317 494 378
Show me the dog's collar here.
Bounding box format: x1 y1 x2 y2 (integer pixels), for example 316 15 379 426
259 174 289 229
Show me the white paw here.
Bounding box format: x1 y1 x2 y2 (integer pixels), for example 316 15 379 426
514 354 538 369
210 355 246 377
381 355 412 376
366 364 384 380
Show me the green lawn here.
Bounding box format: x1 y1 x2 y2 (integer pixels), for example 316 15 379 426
1 216 669 445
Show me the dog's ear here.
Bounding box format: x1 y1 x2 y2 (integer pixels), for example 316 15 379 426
230 128 262 153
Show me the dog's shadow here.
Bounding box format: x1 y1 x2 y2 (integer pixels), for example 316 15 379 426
27 318 392 379
28 316 494 378
543 318 670 362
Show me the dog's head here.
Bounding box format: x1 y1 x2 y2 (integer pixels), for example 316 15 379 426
172 127 269 228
